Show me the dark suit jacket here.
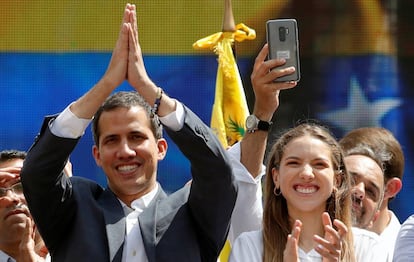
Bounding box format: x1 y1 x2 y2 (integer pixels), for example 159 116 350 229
21 105 237 262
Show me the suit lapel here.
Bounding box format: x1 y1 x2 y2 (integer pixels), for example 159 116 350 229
98 189 126 262
139 186 167 262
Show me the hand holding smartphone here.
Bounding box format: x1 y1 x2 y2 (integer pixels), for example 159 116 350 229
266 19 301 82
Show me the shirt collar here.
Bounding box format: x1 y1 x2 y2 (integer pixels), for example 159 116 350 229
0 250 14 262
119 183 159 213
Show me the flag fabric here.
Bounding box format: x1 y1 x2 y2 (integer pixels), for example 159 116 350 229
193 23 256 148
193 23 255 261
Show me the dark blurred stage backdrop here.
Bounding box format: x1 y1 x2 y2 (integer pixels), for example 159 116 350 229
1 0 414 221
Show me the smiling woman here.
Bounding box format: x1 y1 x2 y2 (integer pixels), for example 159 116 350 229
229 122 369 262
261 122 355 262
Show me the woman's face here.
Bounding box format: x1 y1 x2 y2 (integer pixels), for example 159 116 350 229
272 135 336 216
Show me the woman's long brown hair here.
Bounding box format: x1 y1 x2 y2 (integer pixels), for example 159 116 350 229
262 123 355 262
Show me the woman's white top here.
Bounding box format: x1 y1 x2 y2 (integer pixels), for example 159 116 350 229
229 227 382 262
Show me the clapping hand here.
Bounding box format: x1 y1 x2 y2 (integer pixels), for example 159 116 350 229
283 219 302 262
314 212 348 262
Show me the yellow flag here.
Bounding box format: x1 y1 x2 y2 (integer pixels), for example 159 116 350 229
193 23 255 148
193 23 255 261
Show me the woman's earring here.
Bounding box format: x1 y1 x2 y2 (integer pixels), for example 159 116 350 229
273 187 281 196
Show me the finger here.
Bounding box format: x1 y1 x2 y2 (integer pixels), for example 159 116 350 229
322 218 348 246
254 57 287 80
322 225 341 248
291 220 302 240
283 234 298 260
254 65 294 87
0 174 17 183
121 4 131 30
314 240 341 261
314 234 341 260
321 212 333 227
63 160 73 177
130 4 138 39
114 13 130 53
313 219 345 260
266 58 289 69
267 66 296 83
321 212 336 243
283 220 302 261
128 23 138 57
126 2 134 11
115 5 131 50
253 44 269 72
0 172 20 187
119 23 130 50
20 217 34 251
333 219 348 240
128 8 139 55
267 81 297 92
0 166 22 176
32 220 37 240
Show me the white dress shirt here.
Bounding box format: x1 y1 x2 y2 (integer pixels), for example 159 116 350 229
0 250 14 262
120 183 159 262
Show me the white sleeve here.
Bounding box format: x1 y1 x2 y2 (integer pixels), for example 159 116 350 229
226 142 264 244
158 100 184 131
229 231 263 262
50 100 185 138
393 215 414 262
50 103 91 138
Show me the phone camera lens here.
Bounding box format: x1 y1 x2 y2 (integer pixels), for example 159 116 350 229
279 27 287 41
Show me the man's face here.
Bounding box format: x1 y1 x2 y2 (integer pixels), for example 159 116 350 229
92 106 167 205
345 155 384 229
0 159 30 246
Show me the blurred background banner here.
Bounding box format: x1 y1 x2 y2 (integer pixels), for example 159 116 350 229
1 0 413 221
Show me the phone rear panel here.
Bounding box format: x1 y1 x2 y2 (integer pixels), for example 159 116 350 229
266 19 301 82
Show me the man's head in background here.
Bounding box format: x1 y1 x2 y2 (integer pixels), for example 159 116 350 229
339 127 404 234
0 149 31 258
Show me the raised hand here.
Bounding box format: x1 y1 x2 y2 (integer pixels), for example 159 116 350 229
314 212 347 262
100 4 131 88
283 219 302 262
121 4 177 117
0 166 21 187
125 4 157 98
70 4 132 119
250 43 297 121
17 217 47 262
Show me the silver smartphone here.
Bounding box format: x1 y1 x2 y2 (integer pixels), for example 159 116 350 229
266 19 300 82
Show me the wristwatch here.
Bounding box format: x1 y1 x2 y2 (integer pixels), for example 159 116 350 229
245 115 273 133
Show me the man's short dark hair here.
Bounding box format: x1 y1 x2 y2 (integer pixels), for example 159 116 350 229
91 91 163 146
0 149 26 164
